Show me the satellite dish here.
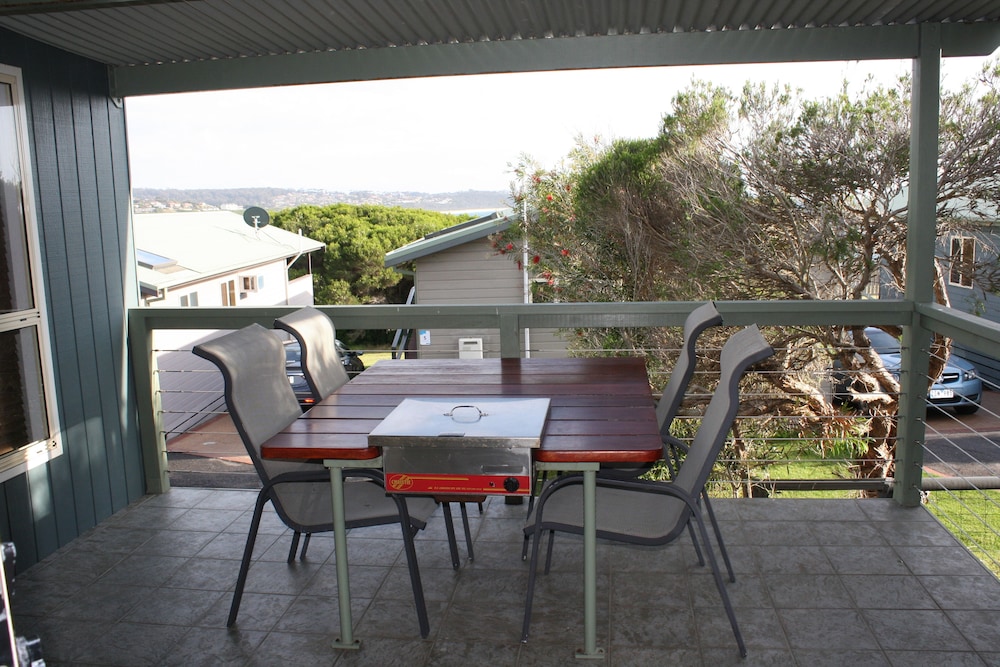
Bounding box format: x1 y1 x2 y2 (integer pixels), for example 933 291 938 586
243 206 270 229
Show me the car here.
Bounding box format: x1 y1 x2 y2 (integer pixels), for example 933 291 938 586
834 327 982 414
283 339 365 408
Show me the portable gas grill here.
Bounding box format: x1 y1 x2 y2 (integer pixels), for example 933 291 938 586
368 397 550 496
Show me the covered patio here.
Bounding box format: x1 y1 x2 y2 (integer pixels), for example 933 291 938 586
3 2 1000 665
12 487 1000 665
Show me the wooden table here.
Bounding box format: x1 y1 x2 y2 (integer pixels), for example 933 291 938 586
261 357 663 658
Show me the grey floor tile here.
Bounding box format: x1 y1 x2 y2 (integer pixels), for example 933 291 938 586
945 610 1000 652
157 626 268 666
778 608 880 650
70 620 190 666
864 609 971 651
425 639 520 667
886 650 987 667
762 573 854 608
841 574 938 609
920 575 1000 610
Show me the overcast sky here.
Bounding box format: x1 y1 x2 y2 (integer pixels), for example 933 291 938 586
124 53 998 194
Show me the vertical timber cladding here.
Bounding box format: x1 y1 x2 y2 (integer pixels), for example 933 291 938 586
0 26 141 568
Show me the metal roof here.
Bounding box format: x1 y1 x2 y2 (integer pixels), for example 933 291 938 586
2 1 1000 97
385 211 513 267
134 210 325 292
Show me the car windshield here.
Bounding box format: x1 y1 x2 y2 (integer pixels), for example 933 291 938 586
865 329 900 355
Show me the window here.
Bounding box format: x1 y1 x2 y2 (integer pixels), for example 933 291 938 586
949 236 975 288
179 292 198 307
0 64 61 481
221 279 236 306
240 275 261 292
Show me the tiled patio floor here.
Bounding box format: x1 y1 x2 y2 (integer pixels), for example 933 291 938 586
11 488 1000 666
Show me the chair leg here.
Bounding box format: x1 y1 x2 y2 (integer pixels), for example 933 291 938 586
687 522 706 567
459 503 475 562
392 495 430 638
300 533 312 561
692 513 746 658
441 502 461 569
702 495 734 582
287 531 301 563
543 530 556 574
521 518 546 642
229 488 269 627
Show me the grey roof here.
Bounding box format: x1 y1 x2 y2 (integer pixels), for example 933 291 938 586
2 1 1000 97
385 211 514 267
134 210 325 292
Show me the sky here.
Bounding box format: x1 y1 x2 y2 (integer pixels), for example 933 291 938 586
124 53 999 195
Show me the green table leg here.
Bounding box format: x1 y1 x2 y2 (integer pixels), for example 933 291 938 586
328 465 360 650
576 467 604 659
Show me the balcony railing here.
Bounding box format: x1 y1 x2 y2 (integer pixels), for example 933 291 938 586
129 299 1000 573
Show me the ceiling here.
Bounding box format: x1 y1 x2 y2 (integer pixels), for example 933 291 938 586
3 0 1000 97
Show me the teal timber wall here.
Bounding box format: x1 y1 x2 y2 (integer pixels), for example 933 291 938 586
0 27 144 569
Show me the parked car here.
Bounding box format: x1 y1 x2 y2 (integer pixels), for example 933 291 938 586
283 339 365 407
834 327 982 414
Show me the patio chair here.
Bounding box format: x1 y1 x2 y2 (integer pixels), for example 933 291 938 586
521 301 723 558
274 305 350 402
275 306 479 568
521 324 774 657
192 324 437 634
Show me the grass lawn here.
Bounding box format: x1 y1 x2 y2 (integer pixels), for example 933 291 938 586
924 487 1000 578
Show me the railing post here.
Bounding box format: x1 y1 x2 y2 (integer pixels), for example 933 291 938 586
895 24 941 507
128 310 170 493
499 309 522 358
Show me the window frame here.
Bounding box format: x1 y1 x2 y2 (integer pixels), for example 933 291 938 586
0 63 62 483
948 235 976 288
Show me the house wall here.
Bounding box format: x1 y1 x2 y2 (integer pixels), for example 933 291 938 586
937 231 1000 385
414 238 568 358
0 28 143 568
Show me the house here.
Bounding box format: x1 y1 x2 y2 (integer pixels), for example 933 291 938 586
941 224 1000 382
133 210 325 436
385 212 569 358
135 210 324 310
0 1 998 576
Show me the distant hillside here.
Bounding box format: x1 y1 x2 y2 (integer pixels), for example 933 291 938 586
133 187 511 213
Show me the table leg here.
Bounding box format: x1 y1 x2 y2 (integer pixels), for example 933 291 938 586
328 465 360 650
577 467 604 660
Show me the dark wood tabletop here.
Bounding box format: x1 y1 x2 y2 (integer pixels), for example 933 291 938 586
261 357 663 465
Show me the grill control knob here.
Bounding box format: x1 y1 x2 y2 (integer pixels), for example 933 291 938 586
503 477 520 493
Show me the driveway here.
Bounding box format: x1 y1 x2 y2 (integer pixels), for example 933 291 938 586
923 389 1000 480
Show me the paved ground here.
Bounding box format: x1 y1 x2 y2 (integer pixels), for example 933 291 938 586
923 389 1000 480
166 414 258 489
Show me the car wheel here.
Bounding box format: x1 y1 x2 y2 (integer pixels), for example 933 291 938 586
954 403 980 415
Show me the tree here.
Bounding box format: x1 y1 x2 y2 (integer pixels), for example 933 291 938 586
272 203 465 306
508 63 1000 491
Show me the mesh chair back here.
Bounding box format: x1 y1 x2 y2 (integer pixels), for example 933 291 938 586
654 301 723 436
674 324 773 496
193 324 334 530
274 306 349 401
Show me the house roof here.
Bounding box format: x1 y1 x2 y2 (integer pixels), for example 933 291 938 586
134 210 325 293
384 211 514 267
1 1 999 97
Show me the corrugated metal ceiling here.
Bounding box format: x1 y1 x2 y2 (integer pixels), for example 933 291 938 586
2 0 1000 68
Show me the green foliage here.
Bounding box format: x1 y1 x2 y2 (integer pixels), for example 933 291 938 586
506 62 1000 484
271 203 466 306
